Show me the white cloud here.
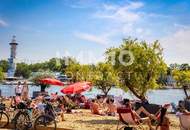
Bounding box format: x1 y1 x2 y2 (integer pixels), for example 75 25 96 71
94 1 144 23
161 28 190 64
74 32 109 45
0 19 8 27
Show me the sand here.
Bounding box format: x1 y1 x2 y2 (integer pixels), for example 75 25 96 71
56 109 180 130
1 99 181 130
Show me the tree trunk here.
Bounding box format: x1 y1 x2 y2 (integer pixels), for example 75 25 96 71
127 86 142 99
183 85 189 99
40 84 47 92
124 80 144 100
103 91 108 97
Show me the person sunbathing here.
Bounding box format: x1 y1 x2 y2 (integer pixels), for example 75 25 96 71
91 99 105 115
50 92 58 102
106 98 117 116
121 98 154 130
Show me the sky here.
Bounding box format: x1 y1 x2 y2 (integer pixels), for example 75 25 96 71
0 0 190 64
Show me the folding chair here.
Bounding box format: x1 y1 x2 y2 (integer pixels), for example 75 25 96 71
179 114 190 130
117 107 147 130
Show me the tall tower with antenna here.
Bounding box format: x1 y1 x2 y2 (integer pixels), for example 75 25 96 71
7 36 18 77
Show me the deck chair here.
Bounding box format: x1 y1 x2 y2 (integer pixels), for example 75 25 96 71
179 114 190 130
117 107 147 130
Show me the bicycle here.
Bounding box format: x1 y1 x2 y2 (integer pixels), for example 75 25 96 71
0 98 9 128
13 102 31 130
13 100 57 130
33 101 57 130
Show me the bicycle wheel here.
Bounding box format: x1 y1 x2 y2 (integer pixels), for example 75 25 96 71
34 115 56 130
14 111 30 130
0 111 9 128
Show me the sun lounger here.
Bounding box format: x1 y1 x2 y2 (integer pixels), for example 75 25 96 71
117 107 148 130
135 103 161 118
179 114 190 130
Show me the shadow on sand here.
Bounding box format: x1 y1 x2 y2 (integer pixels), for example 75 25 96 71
75 119 118 125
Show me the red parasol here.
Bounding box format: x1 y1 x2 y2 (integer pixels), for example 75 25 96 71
39 78 64 86
61 82 92 94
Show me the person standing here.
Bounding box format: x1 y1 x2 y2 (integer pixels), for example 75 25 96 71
22 81 29 100
15 81 23 96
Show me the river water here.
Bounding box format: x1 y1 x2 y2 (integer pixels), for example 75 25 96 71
0 84 187 105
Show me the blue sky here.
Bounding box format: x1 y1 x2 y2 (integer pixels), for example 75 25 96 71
0 0 190 64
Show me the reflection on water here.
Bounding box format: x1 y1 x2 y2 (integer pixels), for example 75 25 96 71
0 84 186 105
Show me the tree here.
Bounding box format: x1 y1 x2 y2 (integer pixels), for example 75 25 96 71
29 63 44 72
169 63 180 70
106 38 167 100
0 67 4 81
78 65 93 81
65 63 81 83
28 57 76 73
92 63 118 96
172 69 190 86
15 63 31 79
180 63 190 71
30 72 55 92
48 58 61 72
0 60 9 72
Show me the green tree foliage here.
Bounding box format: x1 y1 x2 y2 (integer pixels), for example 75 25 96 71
65 61 94 83
172 69 190 86
106 38 167 99
15 62 31 79
78 65 93 81
65 62 81 83
29 57 75 73
0 60 9 72
179 63 190 71
30 72 55 92
0 67 4 81
92 63 118 96
29 63 45 72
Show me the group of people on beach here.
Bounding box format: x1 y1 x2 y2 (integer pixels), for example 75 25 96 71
2 81 190 130
90 95 170 130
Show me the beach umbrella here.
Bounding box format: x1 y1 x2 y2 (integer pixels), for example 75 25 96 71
39 78 64 86
61 82 92 94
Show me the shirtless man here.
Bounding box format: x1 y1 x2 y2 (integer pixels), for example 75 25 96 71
91 99 105 115
106 98 117 116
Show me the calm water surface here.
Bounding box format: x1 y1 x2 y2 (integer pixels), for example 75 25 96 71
0 84 187 105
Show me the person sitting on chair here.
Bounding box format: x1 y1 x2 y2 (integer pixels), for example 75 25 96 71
121 98 154 130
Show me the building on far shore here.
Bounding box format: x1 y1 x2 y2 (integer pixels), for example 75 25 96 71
7 36 18 79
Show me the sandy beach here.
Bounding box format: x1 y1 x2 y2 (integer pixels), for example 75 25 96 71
1 99 181 130
55 109 180 130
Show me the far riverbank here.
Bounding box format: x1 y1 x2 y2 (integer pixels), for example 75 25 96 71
0 84 187 105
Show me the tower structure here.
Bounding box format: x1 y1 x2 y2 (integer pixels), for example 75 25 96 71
7 36 18 77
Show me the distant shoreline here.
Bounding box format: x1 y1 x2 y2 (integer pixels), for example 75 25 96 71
0 83 184 90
